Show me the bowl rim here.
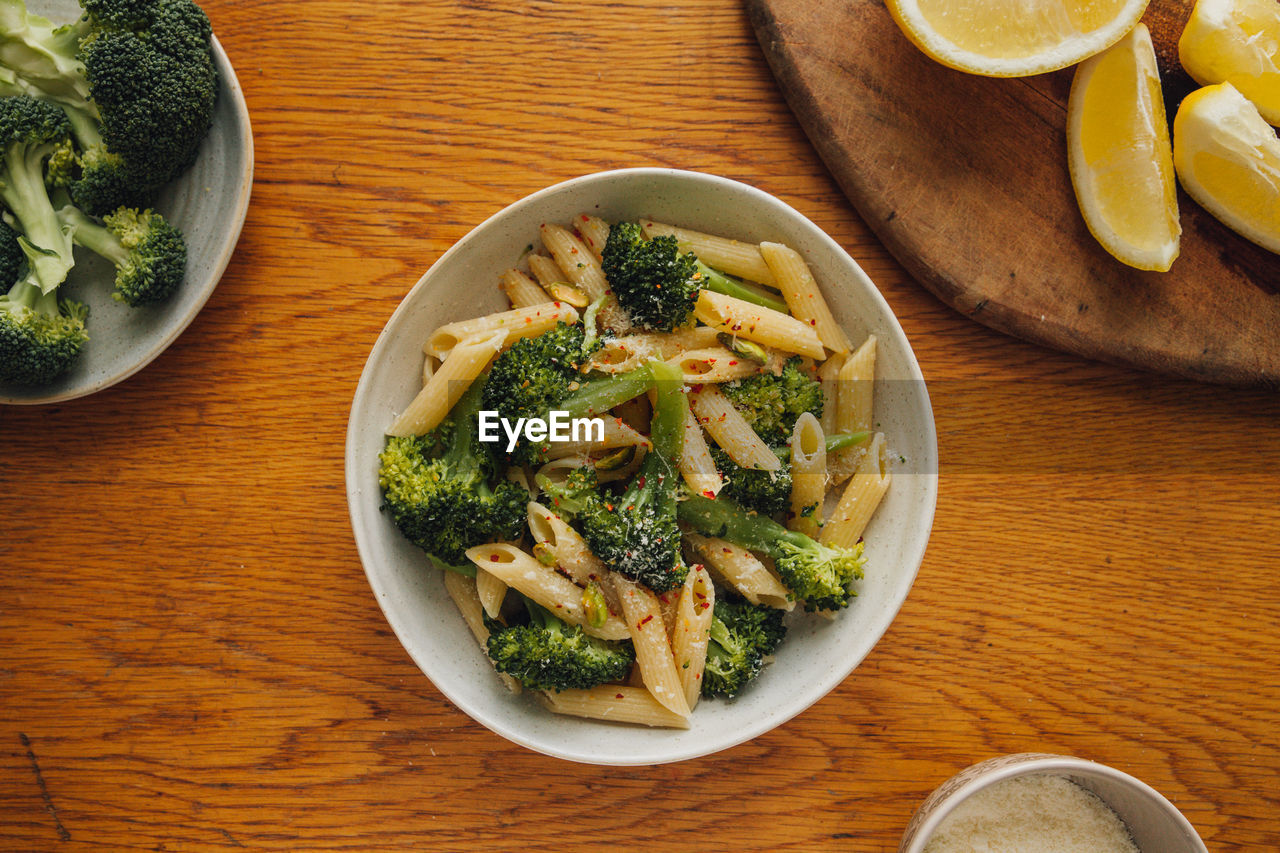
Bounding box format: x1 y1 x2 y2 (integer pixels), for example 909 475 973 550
345 167 938 764
899 752 1208 853
0 32 254 405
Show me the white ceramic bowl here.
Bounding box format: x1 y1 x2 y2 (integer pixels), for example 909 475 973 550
345 168 938 764
900 753 1208 852
1 0 253 405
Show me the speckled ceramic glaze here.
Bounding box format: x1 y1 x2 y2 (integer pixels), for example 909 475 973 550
0 0 254 405
345 168 938 764
900 753 1208 853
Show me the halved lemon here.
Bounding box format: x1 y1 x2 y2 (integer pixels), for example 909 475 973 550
1067 24 1180 271
1173 81 1280 254
885 0 1152 77
1178 0 1280 126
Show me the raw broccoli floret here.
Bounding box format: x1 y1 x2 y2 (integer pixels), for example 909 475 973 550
379 378 529 569
0 217 24 285
721 356 823 445
539 359 689 593
709 444 792 517
677 494 865 612
601 221 700 332
0 275 89 385
485 595 635 692
0 96 76 293
601 221 790 331
56 202 185 305
0 0 219 214
480 320 601 466
702 598 786 698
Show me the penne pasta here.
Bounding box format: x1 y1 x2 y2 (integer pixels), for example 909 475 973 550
465 543 630 641
759 241 851 354
611 575 692 718
670 564 715 709
540 222 630 331
499 268 553 309
587 326 722 374
538 685 690 729
474 568 508 620
387 330 506 437
667 346 766 384
424 301 579 358
678 402 724 499
542 415 652 460
693 289 825 360
640 219 777 286
817 352 846 436
575 214 610 261
689 385 781 472
787 412 827 539
685 533 795 611
525 501 610 588
821 432 891 549
828 335 877 483
442 571 521 693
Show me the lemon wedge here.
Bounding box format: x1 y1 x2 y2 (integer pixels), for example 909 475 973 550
1067 24 1180 271
1173 81 1280 254
1178 0 1280 126
885 0 1152 77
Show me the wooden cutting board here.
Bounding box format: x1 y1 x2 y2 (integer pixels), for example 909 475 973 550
747 0 1280 387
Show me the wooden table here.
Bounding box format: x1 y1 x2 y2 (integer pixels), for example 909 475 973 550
3 1 1277 849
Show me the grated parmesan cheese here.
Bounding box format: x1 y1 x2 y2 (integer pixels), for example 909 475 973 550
923 774 1140 853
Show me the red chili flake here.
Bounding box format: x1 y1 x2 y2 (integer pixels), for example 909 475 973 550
810 319 818 326
570 247 579 254
698 601 711 610
605 503 614 511
638 614 654 628
489 555 500 562
694 591 707 600
728 360 738 366
701 489 715 498
616 693 625 699
636 476 646 489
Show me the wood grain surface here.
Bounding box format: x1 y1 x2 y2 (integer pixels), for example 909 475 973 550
748 0 1280 387
2 1 1279 850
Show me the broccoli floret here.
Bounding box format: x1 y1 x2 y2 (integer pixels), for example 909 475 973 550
601 221 701 332
56 202 185 305
702 598 786 698
379 378 529 569
539 359 689 593
0 275 88 385
0 96 76 293
0 217 24 286
485 595 635 692
481 321 601 466
600 221 794 331
0 0 218 214
678 494 865 612
721 356 823 445
709 444 792 517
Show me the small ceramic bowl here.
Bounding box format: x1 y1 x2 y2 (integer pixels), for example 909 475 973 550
346 168 938 764
1 0 254 405
900 753 1208 853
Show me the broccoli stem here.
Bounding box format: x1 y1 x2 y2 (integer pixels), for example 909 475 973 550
552 363 654 420
648 358 686 463
676 495 809 558
0 3 90 105
55 202 130 267
772 431 871 461
695 260 789 314
0 139 73 294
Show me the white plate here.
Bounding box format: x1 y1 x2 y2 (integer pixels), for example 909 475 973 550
1 1 253 404
346 168 938 765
